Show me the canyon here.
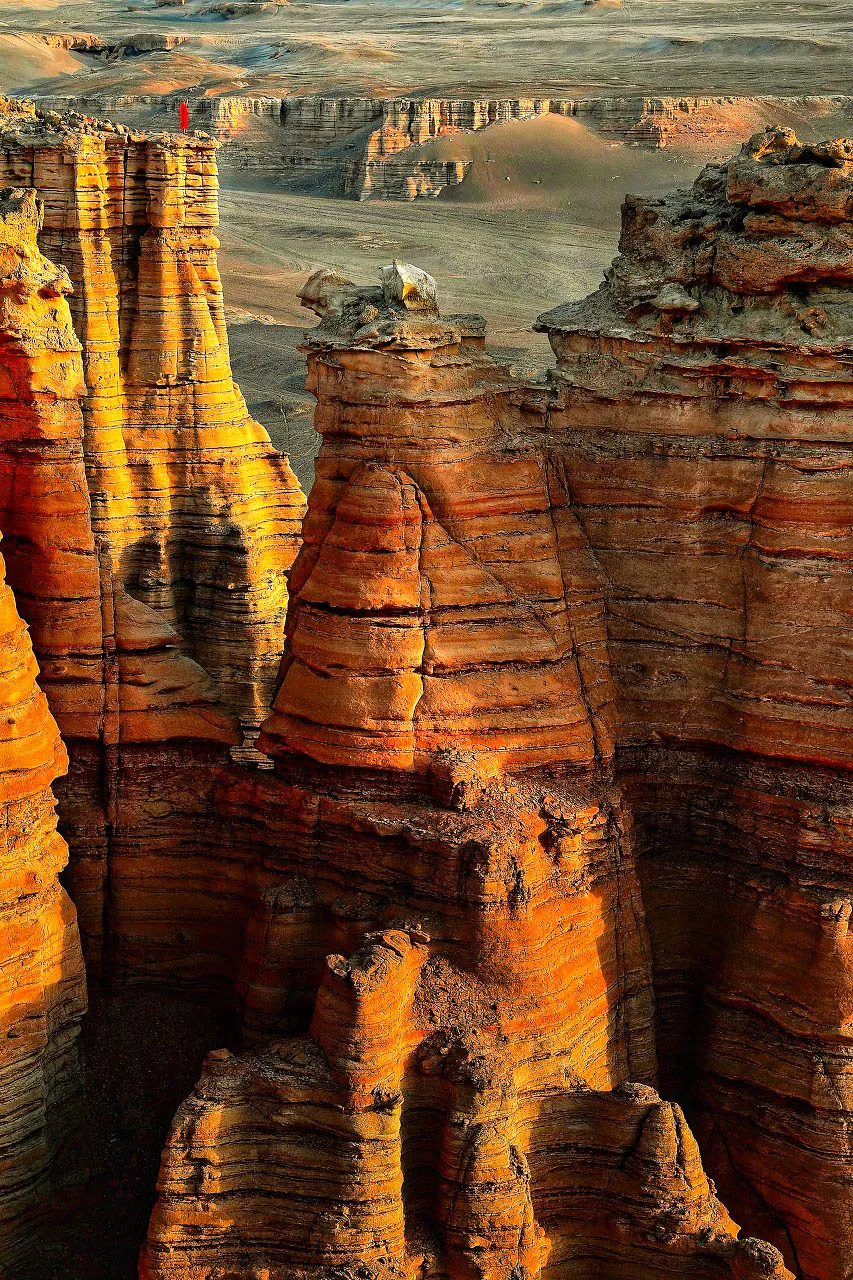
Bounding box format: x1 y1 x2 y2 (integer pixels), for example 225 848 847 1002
0 95 849 1280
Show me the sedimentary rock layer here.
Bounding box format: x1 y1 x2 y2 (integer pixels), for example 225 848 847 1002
0 102 843 1280
0 101 305 982
259 267 612 773
0 530 85 1274
33 91 853 198
149 131 853 1273
624 746 852 1280
147 765 786 1280
538 128 853 1280
144 266 792 1280
145 1014 788 1280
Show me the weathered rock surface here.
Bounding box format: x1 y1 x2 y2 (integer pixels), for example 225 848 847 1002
538 128 853 1279
0 99 304 730
145 998 787 1279
0 100 305 982
0 189 87 1273
147 779 788 1280
0 104 848 1280
144 266 792 1280
0 532 85 1274
32 91 853 199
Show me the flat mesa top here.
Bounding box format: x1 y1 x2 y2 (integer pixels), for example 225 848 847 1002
0 96 215 149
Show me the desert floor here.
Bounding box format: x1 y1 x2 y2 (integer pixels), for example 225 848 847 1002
218 115 698 485
4 0 853 97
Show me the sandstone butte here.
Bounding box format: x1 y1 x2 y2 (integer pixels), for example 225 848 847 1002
0 98 306 985
0 100 849 1280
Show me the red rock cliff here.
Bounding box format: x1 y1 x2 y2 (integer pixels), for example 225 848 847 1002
0 526 85 1272
143 264 792 1280
537 128 853 1280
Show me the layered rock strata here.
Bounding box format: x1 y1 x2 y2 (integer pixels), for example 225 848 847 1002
34 91 853 198
0 103 847 1280
0 532 85 1274
144 265 792 1280
537 128 853 1280
259 262 613 772
0 101 305 982
0 178 240 992
0 99 304 730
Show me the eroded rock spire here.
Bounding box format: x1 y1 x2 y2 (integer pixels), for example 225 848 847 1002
0 101 307 984
259 261 614 778
144 261 791 1280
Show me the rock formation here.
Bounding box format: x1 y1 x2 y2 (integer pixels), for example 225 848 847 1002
0 100 305 982
0 99 304 730
33 91 853 199
259 260 611 771
33 33 191 57
0 531 85 1273
143 263 794 1280
537 128 853 1280
0 102 849 1280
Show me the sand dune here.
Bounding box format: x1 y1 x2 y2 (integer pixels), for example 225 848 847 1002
0 34 88 91
412 113 692 210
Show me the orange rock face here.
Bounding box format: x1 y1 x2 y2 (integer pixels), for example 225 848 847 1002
537 129 853 1279
0 532 85 1269
259 274 611 773
0 112 847 1280
144 265 793 1280
0 101 306 983
0 184 85 1271
538 128 853 772
0 100 304 732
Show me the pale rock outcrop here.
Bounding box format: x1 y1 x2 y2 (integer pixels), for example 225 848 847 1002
34 33 191 57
